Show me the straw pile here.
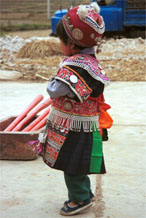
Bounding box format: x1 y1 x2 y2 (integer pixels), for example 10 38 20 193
17 39 63 59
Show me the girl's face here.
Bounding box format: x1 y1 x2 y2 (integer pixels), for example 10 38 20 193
60 39 81 56
60 40 71 56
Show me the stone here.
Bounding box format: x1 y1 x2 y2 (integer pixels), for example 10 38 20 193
0 70 22 80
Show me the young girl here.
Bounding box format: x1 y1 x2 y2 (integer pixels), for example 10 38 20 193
42 2 112 216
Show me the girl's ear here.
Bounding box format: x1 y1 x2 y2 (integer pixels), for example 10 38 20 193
68 39 81 55
68 39 76 49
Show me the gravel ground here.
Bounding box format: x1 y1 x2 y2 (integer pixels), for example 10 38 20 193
0 30 146 81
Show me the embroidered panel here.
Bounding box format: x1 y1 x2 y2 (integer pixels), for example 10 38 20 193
43 122 68 167
52 97 99 116
56 66 92 102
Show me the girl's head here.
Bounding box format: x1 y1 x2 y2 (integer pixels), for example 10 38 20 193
56 19 83 56
57 3 104 49
56 2 105 56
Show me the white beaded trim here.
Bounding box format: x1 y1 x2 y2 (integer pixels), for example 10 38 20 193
47 107 99 132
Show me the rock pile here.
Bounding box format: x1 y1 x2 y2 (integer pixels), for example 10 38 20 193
98 37 146 81
0 35 146 81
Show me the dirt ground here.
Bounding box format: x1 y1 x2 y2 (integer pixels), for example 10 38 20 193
1 30 146 81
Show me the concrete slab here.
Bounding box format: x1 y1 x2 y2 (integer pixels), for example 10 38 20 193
101 125 146 218
100 82 146 218
0 81 146 218
0 158 95 218
104 82 146 125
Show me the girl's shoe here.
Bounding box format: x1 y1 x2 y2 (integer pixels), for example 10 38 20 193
63 192 95 207
63 200 71 207
90 192 96 202
60 199 92 216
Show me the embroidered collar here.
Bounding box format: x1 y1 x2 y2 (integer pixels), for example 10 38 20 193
60 54 110 85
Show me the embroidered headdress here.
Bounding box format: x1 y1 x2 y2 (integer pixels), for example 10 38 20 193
62 2 105 47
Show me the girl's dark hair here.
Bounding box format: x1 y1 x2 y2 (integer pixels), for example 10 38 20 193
56 19 84 49
56 19 69 45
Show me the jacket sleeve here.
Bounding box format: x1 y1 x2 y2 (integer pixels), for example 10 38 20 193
47 78 76 99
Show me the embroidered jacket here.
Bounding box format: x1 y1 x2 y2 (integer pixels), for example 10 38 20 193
47 54 110 132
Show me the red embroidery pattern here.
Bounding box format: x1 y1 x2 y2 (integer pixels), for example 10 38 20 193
52 97 99 116
46 146 58 161
64 66 92 92
43 124 68 167
57 67 92 102
47 129 66 145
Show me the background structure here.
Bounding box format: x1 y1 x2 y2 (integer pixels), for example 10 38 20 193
0 0 90 27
